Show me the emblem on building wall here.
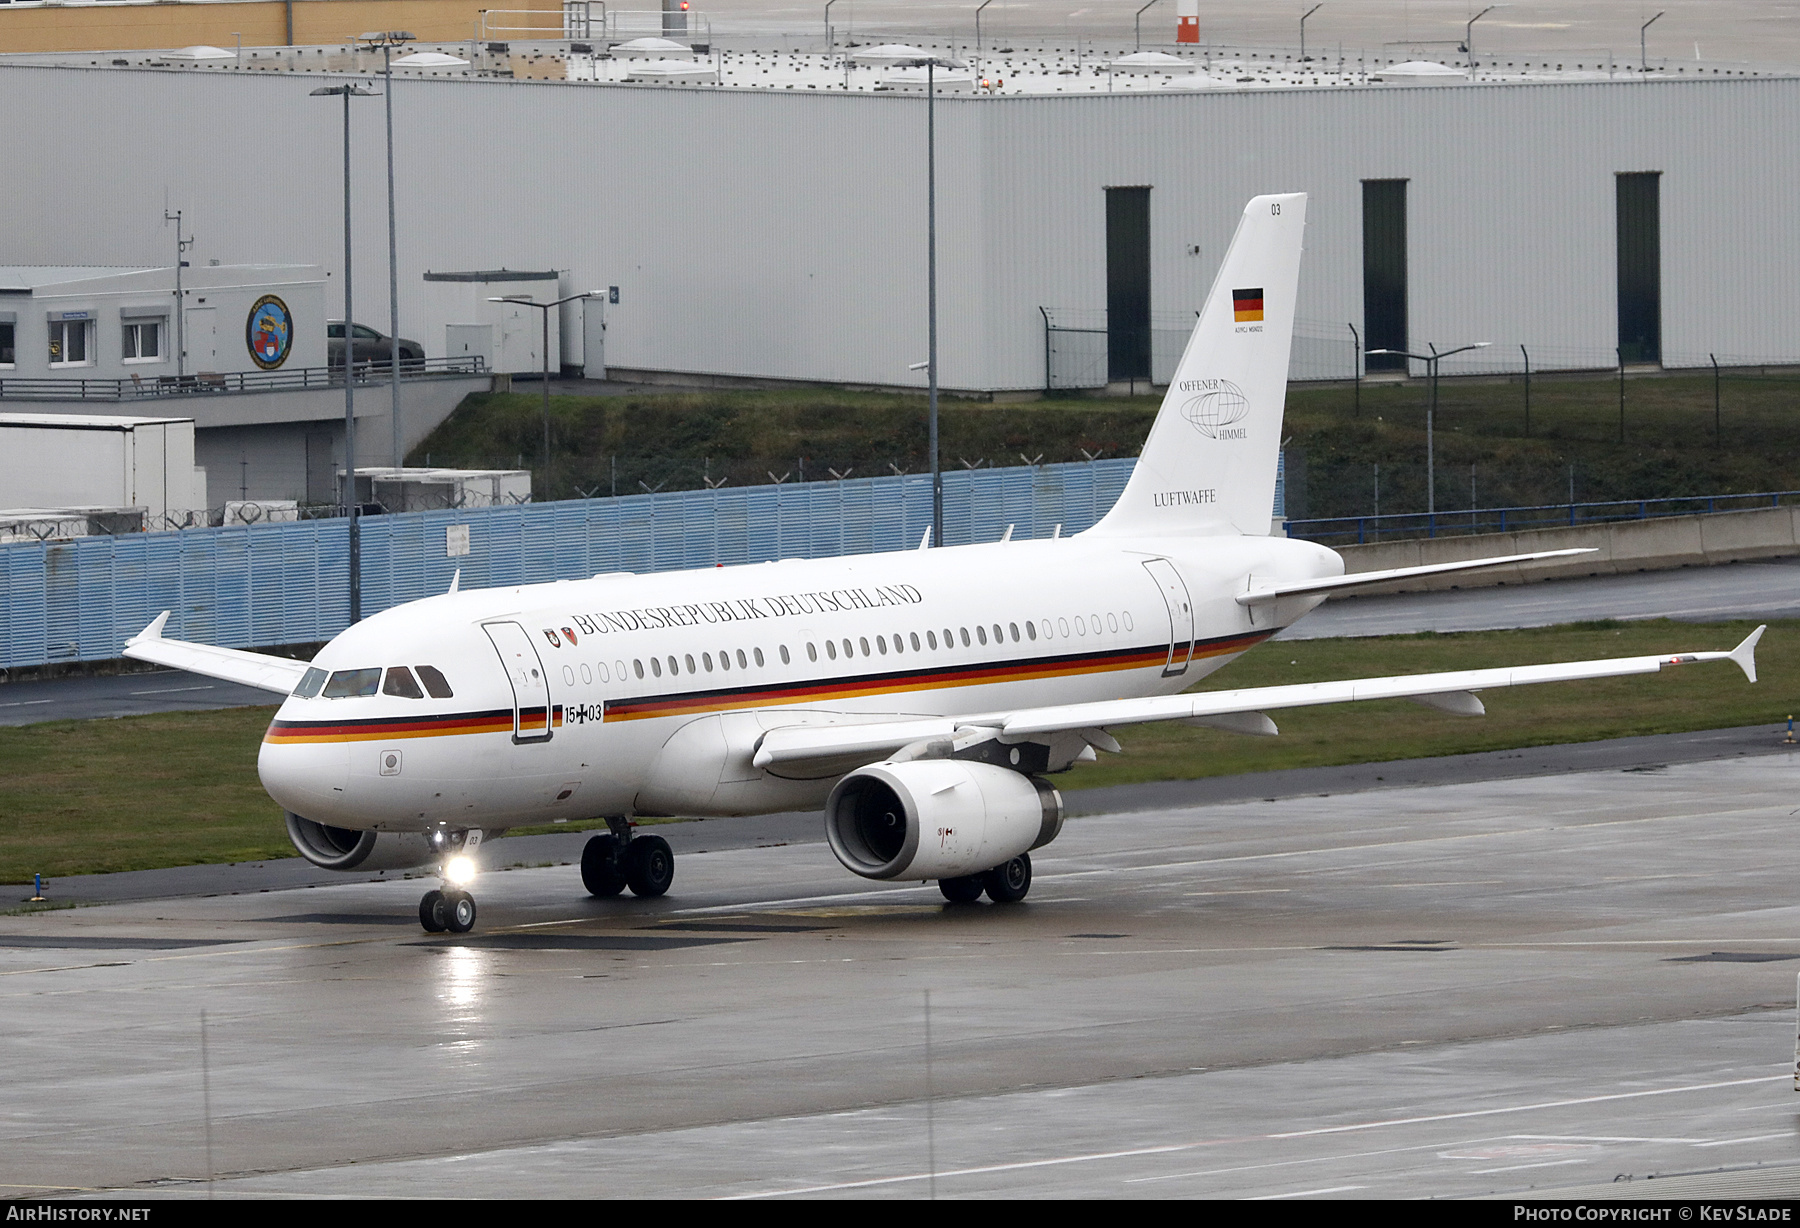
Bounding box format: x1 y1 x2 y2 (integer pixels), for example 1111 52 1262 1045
246 295 294 370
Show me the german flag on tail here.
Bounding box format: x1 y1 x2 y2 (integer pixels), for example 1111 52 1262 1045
1233 287 1264 323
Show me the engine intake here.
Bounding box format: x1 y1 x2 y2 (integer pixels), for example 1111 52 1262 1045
284 812 437 872
825 760 1063 881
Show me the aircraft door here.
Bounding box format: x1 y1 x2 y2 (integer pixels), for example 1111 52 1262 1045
483 621 554 742
1141 558 1196 677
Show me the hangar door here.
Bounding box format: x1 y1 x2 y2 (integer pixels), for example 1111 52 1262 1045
1107 186 1152 383
1361 179 1408 372
1616 172 1662 364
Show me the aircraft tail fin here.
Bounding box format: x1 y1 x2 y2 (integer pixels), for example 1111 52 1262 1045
1087 192 1306 538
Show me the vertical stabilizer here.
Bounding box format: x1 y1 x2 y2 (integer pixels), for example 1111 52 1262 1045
1088 193 1306 538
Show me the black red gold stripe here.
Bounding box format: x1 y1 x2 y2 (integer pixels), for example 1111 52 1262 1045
263 630 1273 741
264 706 563 744
602 630 1273 723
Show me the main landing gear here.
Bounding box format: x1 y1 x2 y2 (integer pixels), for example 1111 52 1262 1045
581 818 675 900
419 829 482 933
939 852 1033 905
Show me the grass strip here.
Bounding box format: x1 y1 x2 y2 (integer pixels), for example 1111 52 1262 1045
0 619 1783 882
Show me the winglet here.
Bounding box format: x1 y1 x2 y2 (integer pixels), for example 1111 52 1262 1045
918 526 932 550
128 610 171 646
448 568 461 594
1731 624 1765 684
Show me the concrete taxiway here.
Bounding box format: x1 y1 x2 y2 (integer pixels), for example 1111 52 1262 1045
5 743 1800 1198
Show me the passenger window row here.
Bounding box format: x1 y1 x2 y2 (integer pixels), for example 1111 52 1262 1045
611 609 1138 682
294 664 455 700
799 610 1134 663
294 609 1140 701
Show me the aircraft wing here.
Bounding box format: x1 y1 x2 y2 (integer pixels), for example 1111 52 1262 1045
750 627 1764 770
122 611 310 696
1237 548 1596 605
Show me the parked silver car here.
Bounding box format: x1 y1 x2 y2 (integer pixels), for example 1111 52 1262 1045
327 321 424 368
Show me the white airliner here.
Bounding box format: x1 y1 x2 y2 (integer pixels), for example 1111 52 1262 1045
124 193 1763 933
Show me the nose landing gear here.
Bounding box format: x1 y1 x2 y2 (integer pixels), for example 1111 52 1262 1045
582 818 675 899
418 829 483 933
418 888 477 933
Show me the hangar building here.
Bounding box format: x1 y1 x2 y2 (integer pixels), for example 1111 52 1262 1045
0 46 1793 394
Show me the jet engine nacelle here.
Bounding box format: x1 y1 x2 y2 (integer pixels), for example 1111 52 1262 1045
824 760 1063 881
285 812 437 872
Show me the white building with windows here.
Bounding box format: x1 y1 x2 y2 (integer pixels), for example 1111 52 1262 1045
0 265 326 383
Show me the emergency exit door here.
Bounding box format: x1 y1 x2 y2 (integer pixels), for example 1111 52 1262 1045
483 621 554 742
1142 558 1196 676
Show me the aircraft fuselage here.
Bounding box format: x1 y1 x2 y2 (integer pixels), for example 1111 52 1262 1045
257 531 1340 832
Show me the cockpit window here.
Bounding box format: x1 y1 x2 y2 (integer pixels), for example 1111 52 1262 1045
382 666 424 699
414 665 454 698
293 667 327 698
322 667 381 698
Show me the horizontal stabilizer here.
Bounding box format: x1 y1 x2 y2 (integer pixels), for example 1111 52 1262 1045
123 612 310 696
1237 548 1596 605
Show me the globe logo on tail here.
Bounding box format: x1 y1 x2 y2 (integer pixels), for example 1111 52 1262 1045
1179 379 1249 439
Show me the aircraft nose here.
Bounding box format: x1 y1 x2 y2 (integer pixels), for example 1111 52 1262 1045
258 734 352 824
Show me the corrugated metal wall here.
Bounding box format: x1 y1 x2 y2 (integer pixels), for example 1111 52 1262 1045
1 66 1793 391
0 458 1145 669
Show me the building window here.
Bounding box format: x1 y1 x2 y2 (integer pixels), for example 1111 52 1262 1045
0 322 14 367
122 318 165 363
48 319 91 367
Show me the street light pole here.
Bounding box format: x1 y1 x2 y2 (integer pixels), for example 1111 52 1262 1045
892 51 960 545
1299 4 1320 61
313 83 376 623
975 0 994 69
1465 4 1496 73
489 292 601 500
1365 341 1490 517
928 57 941 546
1641 10 1664 70
1135 0 1159 53
362 31 417 469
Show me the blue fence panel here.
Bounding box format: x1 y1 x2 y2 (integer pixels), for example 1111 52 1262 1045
0 458 1143 669
3 545 48 669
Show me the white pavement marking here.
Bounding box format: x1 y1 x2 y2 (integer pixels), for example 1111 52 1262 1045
128 685 216 696
1693 1132 1796 1148
1511 1134 1708 1143
1468 1158 1595 1174
1267 1074 1787 1139
1246 1184 1368 1199
728 1073 1787 1198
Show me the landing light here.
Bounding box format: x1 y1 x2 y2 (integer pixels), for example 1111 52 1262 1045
445 855 478 885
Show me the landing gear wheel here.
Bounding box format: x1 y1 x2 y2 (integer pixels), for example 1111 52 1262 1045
624 835 675 898
984 853 1032 904
581 833 627 897
938 875 985 904
445 890 477 933
419 889 448 932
